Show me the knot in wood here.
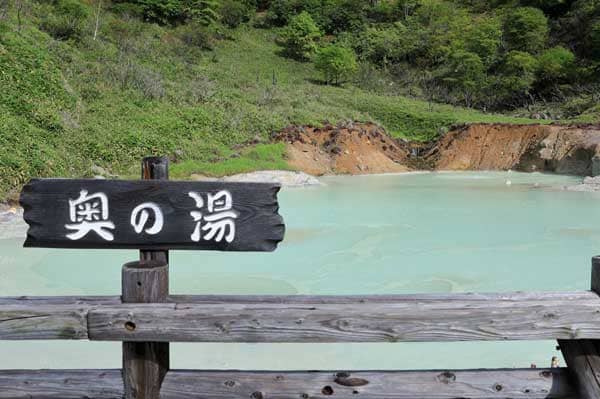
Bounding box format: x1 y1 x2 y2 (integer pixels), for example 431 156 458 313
334 375 369 387
539 371 552 378
321 386 334 395
437 371 456 384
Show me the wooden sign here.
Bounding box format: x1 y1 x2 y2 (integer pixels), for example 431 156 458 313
20 179 285 251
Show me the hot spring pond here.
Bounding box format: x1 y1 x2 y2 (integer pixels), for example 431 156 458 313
1 171 598 370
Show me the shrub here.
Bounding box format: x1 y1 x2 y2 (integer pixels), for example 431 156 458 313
266 0 320 26
280 11 321 60
110 60 165 99
591 20 600 60
175 22 215 49
537 46 576 82
322 0 368 33
464 16 502 66
314 44 357 85
503 7 548 54
353 25 410 66
219 0 252 28
442 50 486 107
39 0 90 41
112 0 219 25
494 51 538 105
185 75 217 103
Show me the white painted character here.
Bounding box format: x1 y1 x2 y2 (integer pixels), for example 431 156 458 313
130 202 164 235
65 190 115 241
188 190 238 243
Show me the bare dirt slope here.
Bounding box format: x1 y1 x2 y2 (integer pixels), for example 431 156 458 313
429 124 600 175
272 122 411 175
273 122 600 177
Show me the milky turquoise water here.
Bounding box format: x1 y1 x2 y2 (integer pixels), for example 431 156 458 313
2 171 600 370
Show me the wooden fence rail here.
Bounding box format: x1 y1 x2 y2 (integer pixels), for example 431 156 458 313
2 291 600 342
0 368 577 399
6 158 600 399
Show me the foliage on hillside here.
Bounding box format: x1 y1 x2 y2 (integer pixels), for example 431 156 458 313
0 0 597 200
265 0 600 112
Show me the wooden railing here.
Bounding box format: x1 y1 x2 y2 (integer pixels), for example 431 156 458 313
2 157 599 398
2 263 600 398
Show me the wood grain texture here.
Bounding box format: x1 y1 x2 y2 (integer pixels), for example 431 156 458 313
87 291 600 343
0 303 89 340
558 339 600 399
20 178 284 251
0 369 123 399
0 368 577 399
558 256 600 399
5 291 600 342
139 156 169 265
122 259 170 399
0 296 118 340
160 368 576 399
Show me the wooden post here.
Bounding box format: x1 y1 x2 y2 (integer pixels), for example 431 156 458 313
122 156 170 399
559 255 600 399
140 156 169 264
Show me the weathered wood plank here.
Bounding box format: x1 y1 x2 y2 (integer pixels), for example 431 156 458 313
559 256 600 399
2 291 597 306
0 304 89 340
4 291 600 342
0 368 577 399
558 339 600 399
160 368 577 399
121 158 171 399
0 369 123 399
20 178 284 251
88 292 600 343
122 259 170 399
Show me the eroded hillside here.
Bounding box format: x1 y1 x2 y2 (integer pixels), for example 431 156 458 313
274 122 600 176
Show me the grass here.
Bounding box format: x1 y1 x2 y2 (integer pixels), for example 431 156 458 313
170 143 291 178
0 8 582 200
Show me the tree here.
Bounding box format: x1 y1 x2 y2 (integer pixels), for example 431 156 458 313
185 0 219 25
503 7 549 54
219 0 251 28
591 20 600 60
314 44 357 85
92 0 103 40
266 0 321 26
354 26 405 66
281 11 321 60
116 0 218 25
464 16 502 67
443 50 486 107
323 0 368 33
537 46 576 82
495 50 538 106
397 0 420 20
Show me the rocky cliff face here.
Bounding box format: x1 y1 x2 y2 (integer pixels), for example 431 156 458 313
428 124 600 175
274 122 600 176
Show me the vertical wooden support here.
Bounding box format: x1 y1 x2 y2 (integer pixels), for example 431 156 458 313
559 255 600 399
122 156 170 399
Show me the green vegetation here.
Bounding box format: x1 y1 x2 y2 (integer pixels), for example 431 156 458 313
271 0 599 111
0 0 598 200
279 11 321 60
314 44 357 85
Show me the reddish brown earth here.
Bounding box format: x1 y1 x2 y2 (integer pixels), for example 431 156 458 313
428 123 600 175
273 122 600 176
272 122 411 175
